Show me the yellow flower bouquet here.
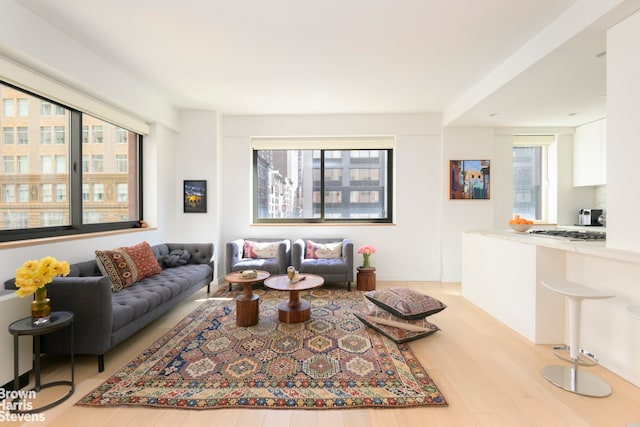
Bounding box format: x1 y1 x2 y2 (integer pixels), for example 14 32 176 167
15 256 70 298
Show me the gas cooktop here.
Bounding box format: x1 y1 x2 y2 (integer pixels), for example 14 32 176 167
529 229 606 241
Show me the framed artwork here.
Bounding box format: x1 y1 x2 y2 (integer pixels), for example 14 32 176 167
183 180 207 213
449 160 490 200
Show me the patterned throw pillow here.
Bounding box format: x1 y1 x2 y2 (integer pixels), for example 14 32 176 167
243 240 281 259
364 287 447 320
120 241 162 279
355 303 440 343
305 240 342 259
96 241 161 292
96 249 139 292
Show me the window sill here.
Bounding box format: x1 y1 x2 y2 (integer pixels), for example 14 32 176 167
0 227 156 250
251 223 395 227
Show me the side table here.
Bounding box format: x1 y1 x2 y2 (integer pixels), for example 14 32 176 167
224 271 270 327
8 311 75 414
357 267 376 291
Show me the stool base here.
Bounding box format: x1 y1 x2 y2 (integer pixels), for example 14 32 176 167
552 345 599 366
542 365 611 397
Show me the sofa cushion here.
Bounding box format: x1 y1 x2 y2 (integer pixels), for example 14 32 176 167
243 240 281 259
305 240 342 259
354 306 440 343
111 264 212 332
364 287 447 320
96 241 162 292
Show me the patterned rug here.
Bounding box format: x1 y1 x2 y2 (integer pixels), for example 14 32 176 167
77 286 446 409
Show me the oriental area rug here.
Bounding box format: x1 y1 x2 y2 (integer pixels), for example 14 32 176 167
77 286 446 410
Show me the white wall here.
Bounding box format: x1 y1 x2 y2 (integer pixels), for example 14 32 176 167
607 9 640 252
441 127 497 282
220 113 443 282
174 111 220 249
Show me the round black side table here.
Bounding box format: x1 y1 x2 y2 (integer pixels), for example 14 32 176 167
8 311 75 414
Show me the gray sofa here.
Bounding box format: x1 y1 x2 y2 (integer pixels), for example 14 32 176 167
225 238 290 290
292 238 354 290
5 242 214 372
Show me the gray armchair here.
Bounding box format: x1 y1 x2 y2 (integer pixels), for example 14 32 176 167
292 238 354 290
225 238 291 290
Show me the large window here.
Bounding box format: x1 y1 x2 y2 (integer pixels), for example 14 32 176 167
512 135 556 223
0 81 143 241
252 137 393 223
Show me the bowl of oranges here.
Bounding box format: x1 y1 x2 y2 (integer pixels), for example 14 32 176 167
509 215 534 232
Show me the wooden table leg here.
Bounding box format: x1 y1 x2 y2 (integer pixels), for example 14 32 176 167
236 283 259 327
277 290 311 323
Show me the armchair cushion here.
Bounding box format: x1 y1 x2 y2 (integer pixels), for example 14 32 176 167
305 240 342 259
244 240 282 259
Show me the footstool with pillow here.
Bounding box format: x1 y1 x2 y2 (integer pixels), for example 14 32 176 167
355 287 447 343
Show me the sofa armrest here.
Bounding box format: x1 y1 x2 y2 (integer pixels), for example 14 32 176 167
45 276 114 354
225 239 245 274
277 239 292 273
291 239 305 270
342 239 354 281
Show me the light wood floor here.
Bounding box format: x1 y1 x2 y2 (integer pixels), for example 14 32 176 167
9 281 640 427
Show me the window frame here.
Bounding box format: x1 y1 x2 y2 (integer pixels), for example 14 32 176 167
512 135 556 224
251 138 394 224
0 80 144 243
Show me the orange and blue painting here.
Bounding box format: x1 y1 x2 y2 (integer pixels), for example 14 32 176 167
450 160 490 200
183 180 207 213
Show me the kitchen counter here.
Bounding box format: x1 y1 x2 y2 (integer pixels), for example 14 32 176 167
461 229 640 388
470 229 640 264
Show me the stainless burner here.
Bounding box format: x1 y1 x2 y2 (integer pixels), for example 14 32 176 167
529 229 606 241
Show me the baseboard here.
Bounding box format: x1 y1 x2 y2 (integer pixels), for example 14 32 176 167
1 372 29 391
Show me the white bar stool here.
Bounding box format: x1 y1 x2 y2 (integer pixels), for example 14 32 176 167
541 279 614 397
627 306 640 427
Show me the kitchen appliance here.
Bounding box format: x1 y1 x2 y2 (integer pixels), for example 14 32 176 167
529 229 606 240
578 209 604 226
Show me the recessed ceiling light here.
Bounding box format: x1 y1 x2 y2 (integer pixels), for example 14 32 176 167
568 112 578 116
595 50 607 58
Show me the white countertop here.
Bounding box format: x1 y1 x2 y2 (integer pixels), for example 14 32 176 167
465 228 640 264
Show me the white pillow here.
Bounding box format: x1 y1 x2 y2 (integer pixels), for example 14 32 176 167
306 240 342 259
244 240 281 259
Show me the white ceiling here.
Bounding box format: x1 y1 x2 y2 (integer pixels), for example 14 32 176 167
13 0 640 127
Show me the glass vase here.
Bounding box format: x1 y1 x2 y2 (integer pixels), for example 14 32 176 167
362 254 371 269
31 287 51 326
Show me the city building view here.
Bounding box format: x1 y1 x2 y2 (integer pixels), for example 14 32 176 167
255 148 390 221
1 83 138 231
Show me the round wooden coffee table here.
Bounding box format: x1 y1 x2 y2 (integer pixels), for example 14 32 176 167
224 270 270 327
264 274 324 323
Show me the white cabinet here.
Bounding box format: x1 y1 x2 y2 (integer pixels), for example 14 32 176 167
461 232 565 344
573 118 607 186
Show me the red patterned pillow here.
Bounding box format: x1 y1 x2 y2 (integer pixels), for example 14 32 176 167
95 241 161 292
95 249 139 292
120 241 161 279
